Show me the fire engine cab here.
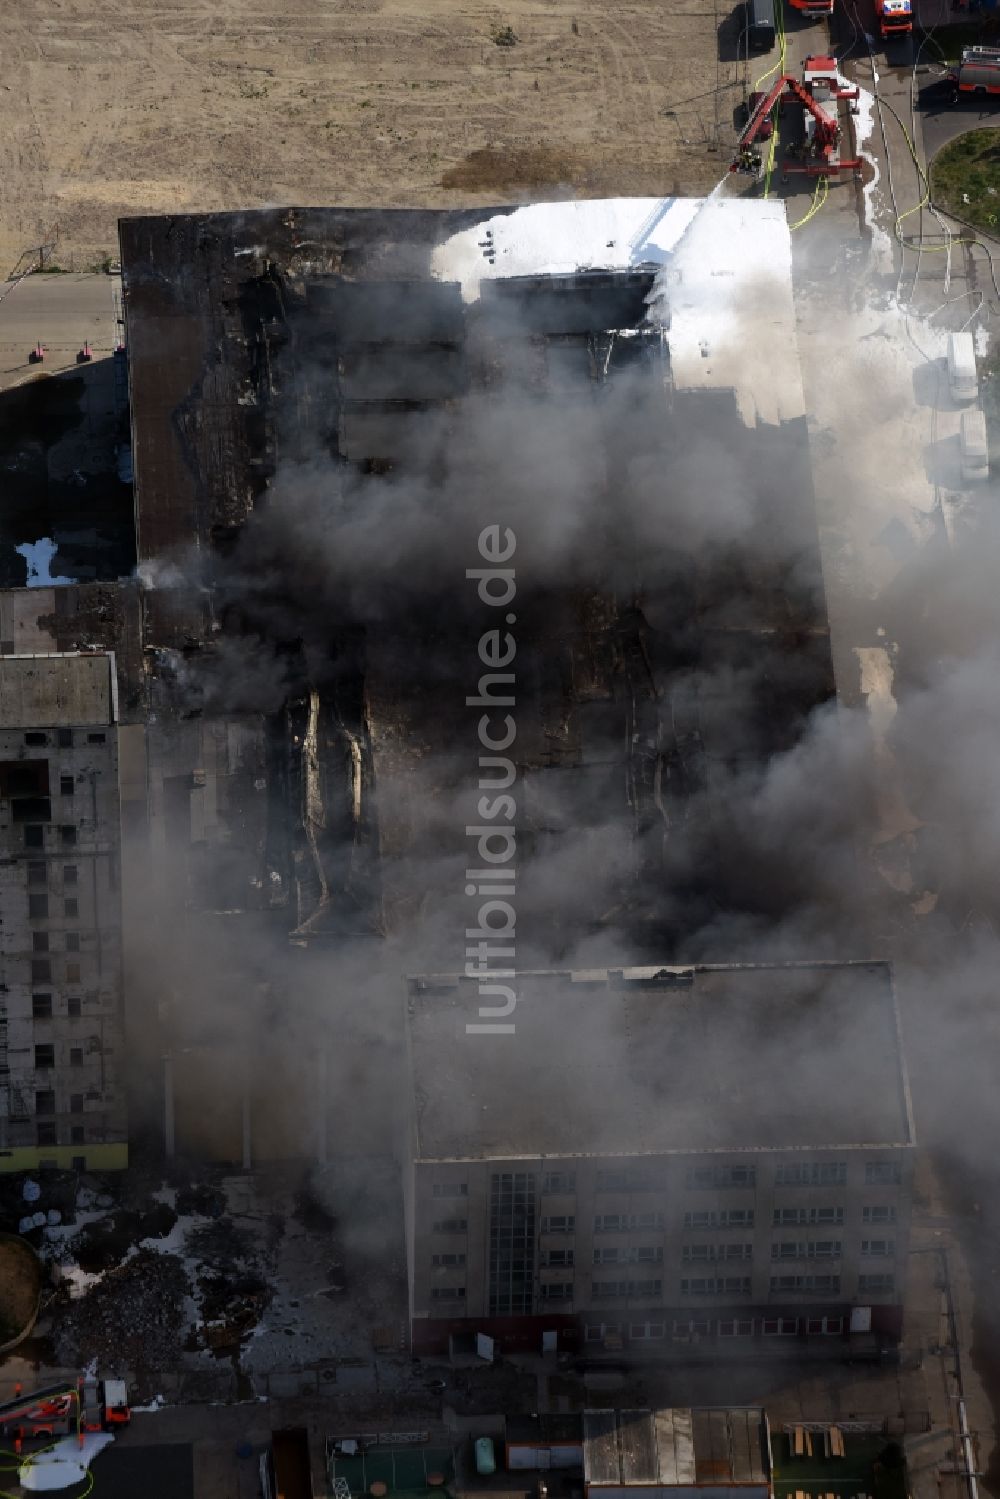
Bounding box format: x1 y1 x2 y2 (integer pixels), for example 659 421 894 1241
876 0 913 37
787 0 834 16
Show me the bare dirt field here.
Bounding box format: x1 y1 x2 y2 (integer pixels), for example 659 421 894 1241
2 0 746 268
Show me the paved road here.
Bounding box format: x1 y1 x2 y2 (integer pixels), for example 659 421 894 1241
0 273 122 390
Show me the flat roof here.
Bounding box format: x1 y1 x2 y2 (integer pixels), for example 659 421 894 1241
0 653 115 727
582 1409 767 1489
407 963 914 1159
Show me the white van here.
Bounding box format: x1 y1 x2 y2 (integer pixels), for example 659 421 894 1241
960 408 989 483
947 331 978 404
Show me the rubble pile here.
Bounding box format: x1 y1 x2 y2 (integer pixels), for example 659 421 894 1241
54 1249 190 1388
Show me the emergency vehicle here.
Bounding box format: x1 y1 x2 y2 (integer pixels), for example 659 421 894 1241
0 1377 129 1450
787 0 834 16
876 0 913 38
949 46 1000 99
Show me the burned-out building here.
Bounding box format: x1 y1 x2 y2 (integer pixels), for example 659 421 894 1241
0 649 128 1170
403 962 915 1356
119 199 837 965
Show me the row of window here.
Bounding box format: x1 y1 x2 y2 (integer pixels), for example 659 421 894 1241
432 1162 903 1200
33 995 83 1020
24 826 78 848
433 1205 899 1236
22 731 105 748
34 1044 90 1070
27 932 82 952
29 961 83 984
28 895 81 920
35 1123 88 1146
34 1091 87 1115
427 1273 895 1307
28 863 79 887
584 1316 845 1342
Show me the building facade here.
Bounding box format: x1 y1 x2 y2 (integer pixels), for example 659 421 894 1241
0 654 127 1170
404 963 915 1355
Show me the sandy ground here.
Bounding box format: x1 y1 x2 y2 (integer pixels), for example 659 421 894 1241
1 0 747 269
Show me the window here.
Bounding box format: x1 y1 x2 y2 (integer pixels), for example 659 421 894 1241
32 960 51 983
865 1161 902 1186
87 732 106 745
63 865 78 886
629 1322 666 1341
596 1169 651 1192
595 1212 663 1233
34 1090 55 1116
24 732 48 747
489 1171 536 1316
806 1316 843 1335
595 1214 626 1233
771 1240 842 1260
544 1248 574 1267
718 1318 755 1337
769 1275 840 1293
58 729 73 749
773 1207 844 1226
543 1172 576 1194
64 898 78 918
66 963 81 982
541 1215 575 1233
593 1280 662 1299
36 1122 57 1146
66 933 80 953
71 1131 85 1148
632 1245 664 1263
673 1319 711 1337
858 1272 896 1293
60 775 75 797
70 1047 83 1067
67 997 82 1018
585 1322 622 1343
680 1277 752 1296
684 1208 754 1230
430 1287 466 1301
432 1219 467 1234
28 893 49 920
594 1247 623 1265
432 1253 466 1268
60 826 77 846
432 1183 468 1198
32 932 49 953
539 1283 573 1301
774 1161 847 1187
633 1212 664 1230
862 1205 896 1225
861 1239 894 1257
70 1094 84 1114
34 1044 55 1070
32 994 52 1020
762 1317 799 1336
684 1243 752 1264
24 826 43 848
27 862 47 885
686 1164 755 1189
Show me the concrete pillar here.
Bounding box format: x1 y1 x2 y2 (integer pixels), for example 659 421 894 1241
316 1048 328 1166
241 1066 252 1172
163 1054 175 1157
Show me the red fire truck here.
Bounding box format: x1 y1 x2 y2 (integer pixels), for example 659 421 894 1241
0 1377 129 1449
876 0 913 37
